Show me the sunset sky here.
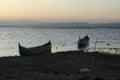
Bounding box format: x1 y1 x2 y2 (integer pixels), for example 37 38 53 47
0 0 120 23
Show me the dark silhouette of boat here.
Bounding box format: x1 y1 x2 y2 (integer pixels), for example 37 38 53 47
18 41 52 56
78 35 90 49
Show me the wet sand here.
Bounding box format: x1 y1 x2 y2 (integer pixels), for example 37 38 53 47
0 51 119 80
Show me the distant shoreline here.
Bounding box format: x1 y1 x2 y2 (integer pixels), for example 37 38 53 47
0 22 120 29
0 26 120 29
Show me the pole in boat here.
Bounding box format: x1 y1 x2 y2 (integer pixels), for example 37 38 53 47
94 39 97 52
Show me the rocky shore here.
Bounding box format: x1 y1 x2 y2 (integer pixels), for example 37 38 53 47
0 51 119 80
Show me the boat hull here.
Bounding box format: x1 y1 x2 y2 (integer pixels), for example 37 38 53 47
78 35 90 49
19 41 51 56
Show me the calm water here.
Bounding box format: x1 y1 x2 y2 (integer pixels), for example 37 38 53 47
0 27 120 56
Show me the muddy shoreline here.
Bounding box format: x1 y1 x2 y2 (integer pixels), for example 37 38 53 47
0 51 119 80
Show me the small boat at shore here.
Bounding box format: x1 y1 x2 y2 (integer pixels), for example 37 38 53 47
18 41 52 56
78 35 90 49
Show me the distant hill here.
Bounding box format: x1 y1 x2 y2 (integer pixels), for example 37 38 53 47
0 21 120 29
33 22 120 29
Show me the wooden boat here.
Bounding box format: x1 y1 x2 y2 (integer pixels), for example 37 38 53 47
18 41 52 56
78 35 90 49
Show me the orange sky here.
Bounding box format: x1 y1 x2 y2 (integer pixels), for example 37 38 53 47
0 0 120 22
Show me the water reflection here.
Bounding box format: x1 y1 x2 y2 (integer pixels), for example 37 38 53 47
52 46 77 53
0 27 119 56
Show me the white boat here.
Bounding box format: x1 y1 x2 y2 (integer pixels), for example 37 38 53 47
78 35 90 49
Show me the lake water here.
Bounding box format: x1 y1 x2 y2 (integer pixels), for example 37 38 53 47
0 27 120 56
